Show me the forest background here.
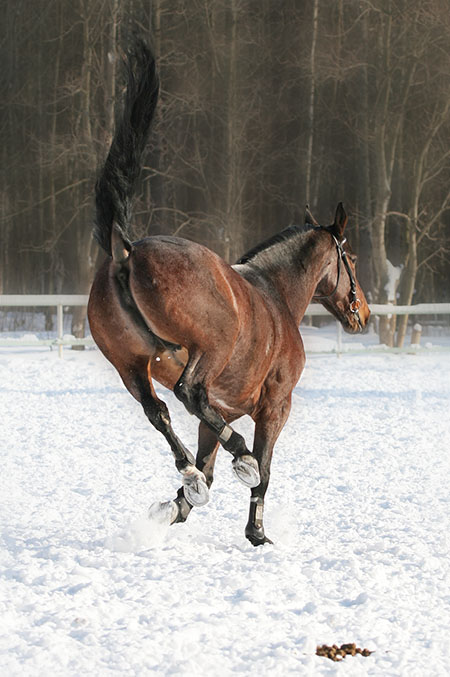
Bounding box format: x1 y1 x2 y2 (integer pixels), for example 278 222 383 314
1 0 450 347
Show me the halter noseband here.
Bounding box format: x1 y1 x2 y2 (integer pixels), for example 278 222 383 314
313 233 362 329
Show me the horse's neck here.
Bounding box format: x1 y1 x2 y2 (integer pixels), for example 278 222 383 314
239 231 328 325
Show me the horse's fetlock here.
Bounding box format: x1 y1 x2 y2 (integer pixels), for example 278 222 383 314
245 522 265 540
175 459 191 473
148 406 171 433
245 522 272 547
218 425 247 454
226 431 248 456
173 493 193 522
159 409 171 426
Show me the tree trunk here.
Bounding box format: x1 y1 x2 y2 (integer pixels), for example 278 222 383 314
305 0 319 204
396 218 417 347
72 0 120 346
223 0 242 263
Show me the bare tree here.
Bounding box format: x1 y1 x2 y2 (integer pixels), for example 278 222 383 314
1 0 450 325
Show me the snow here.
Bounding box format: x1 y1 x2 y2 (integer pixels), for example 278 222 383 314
1 340 450 675
301 321 450 353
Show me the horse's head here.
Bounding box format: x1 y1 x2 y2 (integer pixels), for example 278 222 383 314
308 203 370 334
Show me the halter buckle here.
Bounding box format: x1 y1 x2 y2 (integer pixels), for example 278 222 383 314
350 298 361 313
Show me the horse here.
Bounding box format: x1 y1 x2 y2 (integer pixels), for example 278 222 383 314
87 42 370 546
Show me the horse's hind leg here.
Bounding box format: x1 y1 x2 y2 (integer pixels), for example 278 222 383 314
171 422 220 523
119 358 210 508
173 356 260 488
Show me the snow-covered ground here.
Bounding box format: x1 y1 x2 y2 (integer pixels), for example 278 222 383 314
1 336 450 675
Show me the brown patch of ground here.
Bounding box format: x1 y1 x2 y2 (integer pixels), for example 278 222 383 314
316 643 373 661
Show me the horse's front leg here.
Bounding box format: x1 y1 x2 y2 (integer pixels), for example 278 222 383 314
174 361 260 489
245 398 292 546
171 422 220 523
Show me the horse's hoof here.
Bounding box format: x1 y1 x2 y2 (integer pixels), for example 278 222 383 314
183 478 210 507
245 523 273 546
181 466 210 507
247 534 273 547
232 455 260 488
148 499 179 525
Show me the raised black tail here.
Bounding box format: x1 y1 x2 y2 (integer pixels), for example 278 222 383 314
93 40 159 256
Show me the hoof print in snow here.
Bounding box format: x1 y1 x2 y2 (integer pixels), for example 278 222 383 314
316 643 373 661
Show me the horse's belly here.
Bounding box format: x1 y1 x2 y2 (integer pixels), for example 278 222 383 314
209 346 274 417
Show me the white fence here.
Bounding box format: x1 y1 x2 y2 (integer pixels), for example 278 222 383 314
0 295 449 356
0 295 90 358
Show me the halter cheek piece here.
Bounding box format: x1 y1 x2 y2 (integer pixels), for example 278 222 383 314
313 233 362 329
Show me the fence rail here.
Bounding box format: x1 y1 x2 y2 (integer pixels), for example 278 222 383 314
0 295 91 357
1 295 449 356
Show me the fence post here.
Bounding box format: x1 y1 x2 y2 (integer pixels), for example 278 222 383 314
336 320 342 357
57 304 63 358
411 323 422 346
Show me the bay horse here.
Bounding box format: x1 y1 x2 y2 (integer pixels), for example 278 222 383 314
88 42 370 546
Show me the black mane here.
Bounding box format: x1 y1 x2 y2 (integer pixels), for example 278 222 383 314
236 224 314 265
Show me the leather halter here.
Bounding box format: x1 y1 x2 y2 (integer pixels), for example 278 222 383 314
313 233 362 329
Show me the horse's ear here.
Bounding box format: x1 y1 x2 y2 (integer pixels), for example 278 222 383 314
330 202 348 239
305 205 319 226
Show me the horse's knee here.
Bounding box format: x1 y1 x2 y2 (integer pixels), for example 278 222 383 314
174 378 194 413
175 379 249 456
174 380 208 419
